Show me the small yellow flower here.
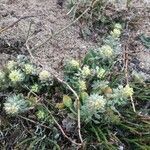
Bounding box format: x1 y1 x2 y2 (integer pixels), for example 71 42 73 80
122 84 134 97
114 23 122 30
36 110 45 120
31 84 39 93
79 80 86 91
7 60 17 70
55 102 65 109
111 28 121 38
24 64 35 74
39 70 50 81
97 68 105 78
100 45 113 58
69 60 80 68
82 65 91 77
88 94 106 110
9 70 24 83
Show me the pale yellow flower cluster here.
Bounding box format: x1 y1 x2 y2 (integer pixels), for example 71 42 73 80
100 45 113 58
69 60 80 69
36 110 45 120
111 23 122 38
122 84 134 97
97 68 106 78
24 64 35 75
9 70 24 83
81 65 91 77
79 80 87 91
88 94 106 110
39 70 50 81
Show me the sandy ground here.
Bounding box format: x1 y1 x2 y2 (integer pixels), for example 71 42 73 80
0 0 95 74
0 0 149 77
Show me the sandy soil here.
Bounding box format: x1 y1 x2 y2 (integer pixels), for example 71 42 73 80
0 0 149 77
0 0 95 74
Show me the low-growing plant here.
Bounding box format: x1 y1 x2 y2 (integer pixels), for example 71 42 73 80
0 23 149 149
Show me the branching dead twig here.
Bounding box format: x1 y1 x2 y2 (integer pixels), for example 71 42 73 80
25 20 34 59
124 43 136 113
52 76 83 144
0 16 35 34
19 114 82 146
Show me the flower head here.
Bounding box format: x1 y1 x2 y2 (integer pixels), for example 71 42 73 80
9 70 24 83
100 45 113 58
87 94 106 110
114 23 122 30
69 60 80 69
7 60 17 70
81 65 91 77
4 94 28 115
39 70 50 81
24 64 35 75
122 84 134 97
36 110 46 120
111 28 121 38
31 84 39 93
78 80 87 91
97 67 106 78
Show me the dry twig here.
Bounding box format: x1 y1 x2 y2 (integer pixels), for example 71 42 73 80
124 41 136 113
0 16 35 34
19 114 82 146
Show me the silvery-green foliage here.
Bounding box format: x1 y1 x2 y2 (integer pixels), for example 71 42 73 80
17 55 28 65
107 85 129 106
4 94 29 115
81 94 106 122
103 35 122 55
92 80 109 94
